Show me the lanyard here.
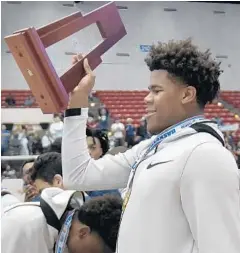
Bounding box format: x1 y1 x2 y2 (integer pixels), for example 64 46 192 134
55 210 75 253
122 115 205 210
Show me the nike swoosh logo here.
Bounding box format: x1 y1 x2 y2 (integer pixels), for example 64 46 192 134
146 160 173 170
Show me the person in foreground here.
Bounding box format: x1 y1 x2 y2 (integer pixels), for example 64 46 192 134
1 188 122 253
62 39 240 253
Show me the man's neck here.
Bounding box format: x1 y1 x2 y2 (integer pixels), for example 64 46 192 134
153 110 204 135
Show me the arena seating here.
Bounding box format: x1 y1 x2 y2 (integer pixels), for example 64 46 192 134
1 89 240 126
95 90 240 125
220 91 240 109
1 90 38 108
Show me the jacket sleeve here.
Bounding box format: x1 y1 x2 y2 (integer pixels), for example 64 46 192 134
62 111 147 191
180 142 240 253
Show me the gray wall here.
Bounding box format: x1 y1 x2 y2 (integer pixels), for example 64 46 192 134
2 1 240 90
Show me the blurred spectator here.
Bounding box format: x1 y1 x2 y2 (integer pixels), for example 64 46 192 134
49 137 62 153
1 124 10 155
19 129 29 156
49 114 63 141
86 128 121 198
31 133 43 155
212 115 223 126
111 116 125 147
8 132 21 156
5 93 16 107
2 164 16 179
98 107 109 131
41 130 53 152
136 117 148 143
24 95 35 107
225 131 236 150
125 118 135 148
87 116 99 130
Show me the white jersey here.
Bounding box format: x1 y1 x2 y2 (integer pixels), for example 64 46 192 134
62 109 240 253
1 188 84 253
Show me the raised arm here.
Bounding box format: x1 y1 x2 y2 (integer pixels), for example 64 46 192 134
62 56 147 191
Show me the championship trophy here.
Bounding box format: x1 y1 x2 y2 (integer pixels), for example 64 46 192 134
4 2 127 113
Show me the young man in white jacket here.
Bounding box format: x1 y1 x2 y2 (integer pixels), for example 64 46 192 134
1 188 122 253
62 39 240 253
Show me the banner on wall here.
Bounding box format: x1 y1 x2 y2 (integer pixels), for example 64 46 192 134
139 45 151 52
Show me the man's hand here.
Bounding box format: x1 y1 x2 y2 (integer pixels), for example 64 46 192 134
24 184 38 202
68 54 96 108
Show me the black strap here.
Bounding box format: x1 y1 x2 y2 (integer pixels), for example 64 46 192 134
40 198 61 232
191 122 225 146
65 108 82 117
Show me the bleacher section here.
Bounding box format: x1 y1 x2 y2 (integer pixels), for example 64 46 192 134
1 90 38 108
1 90 240 126
220 91 240 109
96 90 240 124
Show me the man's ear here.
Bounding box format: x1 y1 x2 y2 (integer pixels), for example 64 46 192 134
53 174 63 187
181 86 197 105
78 226 91 239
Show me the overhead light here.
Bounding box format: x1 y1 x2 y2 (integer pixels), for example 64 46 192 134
90 103 95 107
217 102 222 107
235 114 239 119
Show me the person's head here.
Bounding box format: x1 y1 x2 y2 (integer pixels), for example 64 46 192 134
53 114 61 123
140 117 146 126
100 108 107 116
21 159 35 185
68 195 122 253
144 39 222 134
30 152 63 193
126 118 133 125
115 115 121 124
86 129 109 160
1 124 6 131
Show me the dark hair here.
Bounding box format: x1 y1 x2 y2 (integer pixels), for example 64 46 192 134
86 129 109 156
145 38 222 108
21 158 35 175
78 195 122 252
31 152 62 183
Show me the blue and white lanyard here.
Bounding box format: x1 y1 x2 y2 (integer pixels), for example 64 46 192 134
55 210 75 253
127 115 205 188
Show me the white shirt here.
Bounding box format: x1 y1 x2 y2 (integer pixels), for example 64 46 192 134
62 110 240 253
111 122 125 139
42 135 52 148
1 188 84 253
50 121 64 141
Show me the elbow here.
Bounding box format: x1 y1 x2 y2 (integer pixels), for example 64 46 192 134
62 159 91 191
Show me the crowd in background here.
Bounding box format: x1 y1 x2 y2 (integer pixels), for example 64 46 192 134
1 101 240 180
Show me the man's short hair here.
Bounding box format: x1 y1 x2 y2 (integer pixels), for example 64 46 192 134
145 38 222 108
77 195 122 252
86 129 109 156
31 152 62 183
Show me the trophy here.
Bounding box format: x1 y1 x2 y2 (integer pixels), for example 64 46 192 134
4 2 126 113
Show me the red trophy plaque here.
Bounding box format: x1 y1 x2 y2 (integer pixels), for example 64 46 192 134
4 2 127 113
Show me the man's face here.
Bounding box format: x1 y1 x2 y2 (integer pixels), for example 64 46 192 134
87 136 103 160
68 220 111 253
22 162 34 185
144 70 191 134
